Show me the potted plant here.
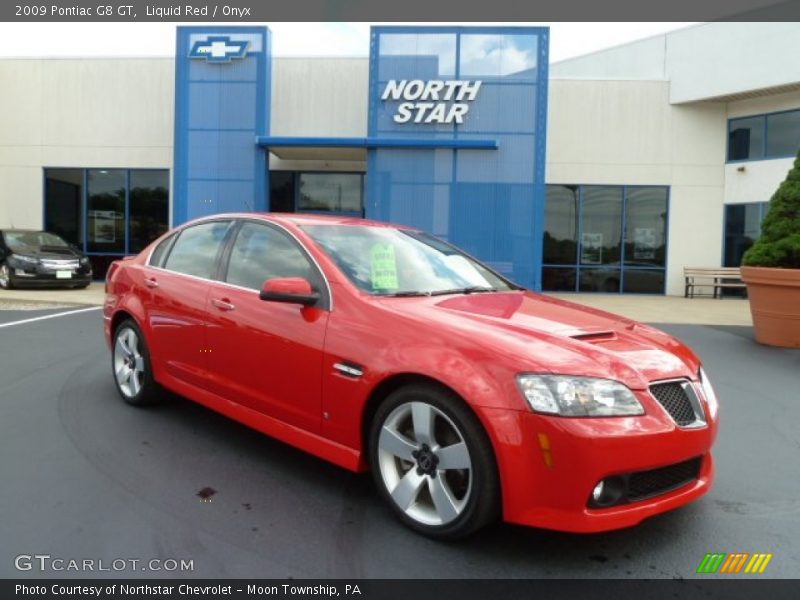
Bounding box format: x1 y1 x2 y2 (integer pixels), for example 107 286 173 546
741 149 800 348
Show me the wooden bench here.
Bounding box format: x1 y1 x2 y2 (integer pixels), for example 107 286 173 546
684 267 746 298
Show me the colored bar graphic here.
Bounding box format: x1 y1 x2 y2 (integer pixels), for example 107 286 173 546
697 553 726 574
698 552 773 574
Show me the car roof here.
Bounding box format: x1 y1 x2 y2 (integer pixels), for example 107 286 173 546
192 212 415 230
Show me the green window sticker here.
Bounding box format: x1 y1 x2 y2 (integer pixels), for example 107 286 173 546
370 243 399 290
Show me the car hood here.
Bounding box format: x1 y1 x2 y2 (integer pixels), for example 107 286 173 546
379 291 698 390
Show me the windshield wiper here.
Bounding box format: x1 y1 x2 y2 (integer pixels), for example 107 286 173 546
377 286 500 298
377 291 433 297
428 286 498 296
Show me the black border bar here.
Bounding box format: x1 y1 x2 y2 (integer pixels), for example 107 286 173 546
3 0 800 22
5 579 800 600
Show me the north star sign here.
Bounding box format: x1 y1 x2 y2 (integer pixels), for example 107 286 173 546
189 36 249 62
381 79 482 124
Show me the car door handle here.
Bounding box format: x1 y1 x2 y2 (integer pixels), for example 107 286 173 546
144 277 159 288
211 298 235 312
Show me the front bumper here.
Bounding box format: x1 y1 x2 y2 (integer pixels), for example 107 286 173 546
481 394 717 533
8 265 92 288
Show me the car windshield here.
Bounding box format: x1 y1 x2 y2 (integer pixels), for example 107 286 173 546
3 231 70 252
302 224 519 296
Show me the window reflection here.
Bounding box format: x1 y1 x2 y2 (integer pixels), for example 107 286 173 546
459 34 538 79
581 187 623 266
624 188 667 268
87 169 126 253
298 173 363 214
542 185 669 294
165 221 232 280
226 222 316 291
543 185 578 264
377 33 457 78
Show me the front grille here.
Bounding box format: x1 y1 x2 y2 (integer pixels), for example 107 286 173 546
650 381 696 426
40 259 80 270
627 457 702 502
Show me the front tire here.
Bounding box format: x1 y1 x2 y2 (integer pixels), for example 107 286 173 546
0 263 14 290
368 384 500 540
112 319 162 406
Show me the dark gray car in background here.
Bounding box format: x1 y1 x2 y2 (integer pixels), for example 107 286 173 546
0 230 92 289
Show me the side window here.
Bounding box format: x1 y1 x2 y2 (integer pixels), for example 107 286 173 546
148 233 175 268
225 222 319 292
164 221 232 279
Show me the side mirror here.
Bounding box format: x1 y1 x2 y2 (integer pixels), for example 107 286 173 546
259 277 320 307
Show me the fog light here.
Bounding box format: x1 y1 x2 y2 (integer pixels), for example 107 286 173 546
592 481 605 501
589 476 625 507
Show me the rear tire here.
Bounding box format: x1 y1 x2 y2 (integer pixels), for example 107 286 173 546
368 383 500 540
112 319 162 406
0 263 15 290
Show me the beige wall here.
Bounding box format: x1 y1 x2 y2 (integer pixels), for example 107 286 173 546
269 57 368 173
547 79 727 295
0 58 174 229
1 52 797 295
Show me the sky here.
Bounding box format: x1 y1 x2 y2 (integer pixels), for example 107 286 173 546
0 22 697 63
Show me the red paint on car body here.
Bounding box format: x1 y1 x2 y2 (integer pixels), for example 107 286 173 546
104 213 717 533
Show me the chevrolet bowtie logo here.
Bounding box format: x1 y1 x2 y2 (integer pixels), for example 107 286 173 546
189 36 249 62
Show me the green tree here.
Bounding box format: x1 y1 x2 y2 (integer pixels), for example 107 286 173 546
742 149 800 268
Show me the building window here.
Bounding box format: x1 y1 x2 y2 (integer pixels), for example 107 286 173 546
728 109 800 162
129 170 170 254
44 169 84 247
723 202 770 267
269 171 296 213
542 185 668 294
269 171 364 216
43 168 170 278
766 110 800 158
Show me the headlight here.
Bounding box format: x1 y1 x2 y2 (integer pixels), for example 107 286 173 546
9 254 39 265
698 367 719 419
516 374 644 417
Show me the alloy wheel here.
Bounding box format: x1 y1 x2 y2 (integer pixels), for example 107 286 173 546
377 401 472 526
0 264 9 289
113 327 145 398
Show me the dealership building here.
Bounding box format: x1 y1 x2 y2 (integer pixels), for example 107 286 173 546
1 22 799 294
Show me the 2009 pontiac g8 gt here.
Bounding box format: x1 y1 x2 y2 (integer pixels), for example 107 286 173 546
104 213 718 539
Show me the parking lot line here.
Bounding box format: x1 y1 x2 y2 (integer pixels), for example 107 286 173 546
0 306 102 329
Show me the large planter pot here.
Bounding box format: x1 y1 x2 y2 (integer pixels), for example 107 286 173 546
741 266 800 348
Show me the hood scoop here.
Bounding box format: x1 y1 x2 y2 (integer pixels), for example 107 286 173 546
570 330 617 343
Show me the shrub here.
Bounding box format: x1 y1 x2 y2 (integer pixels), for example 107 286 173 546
742 149 800 268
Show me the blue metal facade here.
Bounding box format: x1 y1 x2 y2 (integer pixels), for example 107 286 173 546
366 26 549 289
172 25 548 290
173 26 271 224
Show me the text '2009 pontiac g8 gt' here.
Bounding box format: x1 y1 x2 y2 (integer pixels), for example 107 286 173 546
103 214 718 539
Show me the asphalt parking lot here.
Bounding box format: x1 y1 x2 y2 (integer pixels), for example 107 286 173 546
1 304 798 579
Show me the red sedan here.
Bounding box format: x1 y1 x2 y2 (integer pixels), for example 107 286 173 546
104 213 718 539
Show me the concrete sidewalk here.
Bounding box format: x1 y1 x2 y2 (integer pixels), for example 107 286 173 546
547 293 752 327
0 284 753 326
0 283 105 309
